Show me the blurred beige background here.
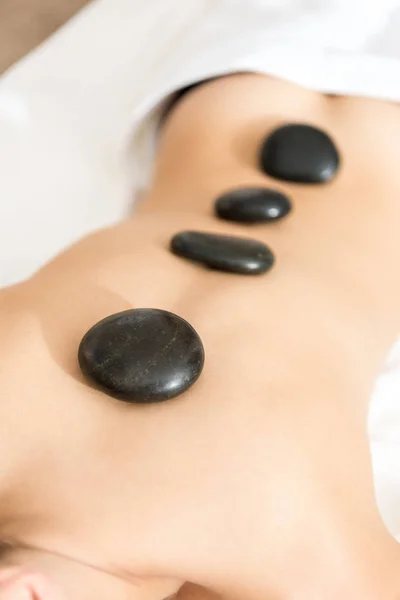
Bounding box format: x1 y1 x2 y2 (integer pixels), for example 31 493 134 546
0 0 91 74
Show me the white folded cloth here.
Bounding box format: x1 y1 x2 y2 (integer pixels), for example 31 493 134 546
0 0 400 539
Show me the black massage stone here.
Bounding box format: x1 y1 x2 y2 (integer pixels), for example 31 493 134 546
215 187 292 223
78 308 205 404
260 123 340 184
170 231 275 275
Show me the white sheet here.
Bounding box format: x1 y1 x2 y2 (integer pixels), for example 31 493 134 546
0 0 400 538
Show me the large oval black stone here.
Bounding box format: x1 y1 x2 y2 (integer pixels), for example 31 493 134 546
78 309 205 404
170 231 275 274
260 123 340 184
215 187 292 223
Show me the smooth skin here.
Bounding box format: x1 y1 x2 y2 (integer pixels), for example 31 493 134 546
1 74 400 600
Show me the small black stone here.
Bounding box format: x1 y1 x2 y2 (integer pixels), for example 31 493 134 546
260 123 340 184
170 231 275 275
78 308 205 404
215 187 292 223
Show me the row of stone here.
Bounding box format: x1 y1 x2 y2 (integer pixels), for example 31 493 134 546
78 123 340 404
169 123 340 275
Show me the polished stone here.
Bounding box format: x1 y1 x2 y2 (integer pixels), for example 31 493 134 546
170 231 275 274
78 308 205 404
215 187 292 223
260 123 340 183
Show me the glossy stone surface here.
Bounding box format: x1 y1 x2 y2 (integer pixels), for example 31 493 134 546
170 231 275 274
78 309 205 404
215 187 292 223
260 123 340 184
